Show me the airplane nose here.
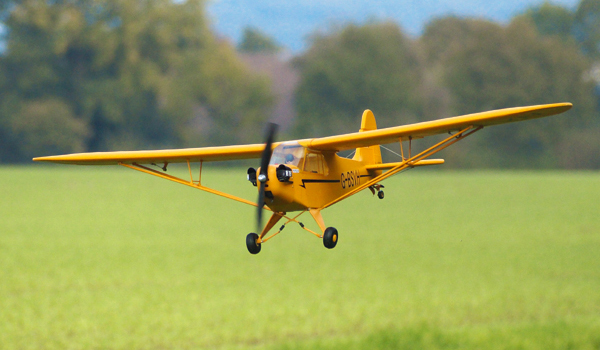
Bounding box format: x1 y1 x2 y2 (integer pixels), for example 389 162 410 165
258 173 267 183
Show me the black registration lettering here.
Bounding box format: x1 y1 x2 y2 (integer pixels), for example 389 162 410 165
341 170 360 189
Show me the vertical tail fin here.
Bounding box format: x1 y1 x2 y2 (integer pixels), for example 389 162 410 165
352 110 382 165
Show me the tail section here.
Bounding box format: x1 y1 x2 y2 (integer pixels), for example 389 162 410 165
352 110 382 165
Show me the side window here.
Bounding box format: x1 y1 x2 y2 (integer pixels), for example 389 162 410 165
304 153 328 175
304 153 320 173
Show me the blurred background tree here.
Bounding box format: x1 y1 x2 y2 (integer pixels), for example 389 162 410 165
0 0 273 162
293 22 424 138
238 27 281 54
290 4 599 168
418 8 599 168
574 0 600 60
521 2 575 40
1 0 598 168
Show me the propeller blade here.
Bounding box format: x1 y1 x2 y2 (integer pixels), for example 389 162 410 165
256 123 278 233
257 182 266 232
259 123 277 177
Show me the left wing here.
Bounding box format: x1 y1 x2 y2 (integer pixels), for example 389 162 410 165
33 143 276 165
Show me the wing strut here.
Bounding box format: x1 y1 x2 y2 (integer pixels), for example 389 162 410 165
119 161 322 242
119 161 267 210
319 125 483 210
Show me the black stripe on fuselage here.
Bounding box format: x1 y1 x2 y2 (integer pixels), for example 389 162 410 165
299 179 341 188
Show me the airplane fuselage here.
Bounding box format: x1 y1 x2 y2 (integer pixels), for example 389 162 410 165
258 146 380 212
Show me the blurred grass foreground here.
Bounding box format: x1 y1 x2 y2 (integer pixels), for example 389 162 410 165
1 166 599 349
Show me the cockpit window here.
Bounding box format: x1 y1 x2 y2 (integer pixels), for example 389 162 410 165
269 142 305 167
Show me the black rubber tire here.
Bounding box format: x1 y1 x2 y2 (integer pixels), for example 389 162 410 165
323 227 338 249
377 190 385 199
246 233 261 254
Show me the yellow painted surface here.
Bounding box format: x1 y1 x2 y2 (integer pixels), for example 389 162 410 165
365 159 445 170
264 151 373 211
33 143 271 165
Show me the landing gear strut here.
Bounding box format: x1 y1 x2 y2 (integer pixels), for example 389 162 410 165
246 211 339 253
369 184 385 199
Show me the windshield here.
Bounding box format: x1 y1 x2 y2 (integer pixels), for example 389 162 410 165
270 142 305 167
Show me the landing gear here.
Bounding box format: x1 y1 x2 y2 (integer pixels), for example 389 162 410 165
369 184 385 199
246 233 261 254
247 212 338 252
323 227 338 249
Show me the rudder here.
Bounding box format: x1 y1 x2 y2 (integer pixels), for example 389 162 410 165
352 110 382 165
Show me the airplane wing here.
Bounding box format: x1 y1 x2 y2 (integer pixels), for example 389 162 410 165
34 103 571 165
33 143 274 165
302 103 572 151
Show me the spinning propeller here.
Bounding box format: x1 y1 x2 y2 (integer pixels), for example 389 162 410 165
256 123 278 232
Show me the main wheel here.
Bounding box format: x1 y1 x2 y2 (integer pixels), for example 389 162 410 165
323 227 338 249
246 233 261 254
377 190 385 199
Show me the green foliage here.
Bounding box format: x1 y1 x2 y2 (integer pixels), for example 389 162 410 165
574 0 600 59
422 17 596 115
0 0 273 161
293 14 599 168
520 2 576 41
2 0 599 169
238 26 281 53
293 22 424 137
9 99 89 161
420 17 598 168
2 167 600 348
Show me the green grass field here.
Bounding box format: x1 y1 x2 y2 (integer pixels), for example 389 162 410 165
1 166 599 349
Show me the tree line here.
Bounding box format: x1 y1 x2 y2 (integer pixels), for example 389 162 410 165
1 0 599 168
293 0 600 168
0 0 273 162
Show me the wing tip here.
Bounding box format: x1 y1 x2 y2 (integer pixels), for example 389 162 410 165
560 102 573 111
32 156 53 162
548 102 572 113
32 154 95 164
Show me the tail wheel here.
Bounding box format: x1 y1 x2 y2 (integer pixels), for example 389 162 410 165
323 227 338 249
377 190 384 199
246 233 261 254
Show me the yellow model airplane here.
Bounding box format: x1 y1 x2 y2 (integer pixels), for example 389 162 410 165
35 103 571 254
